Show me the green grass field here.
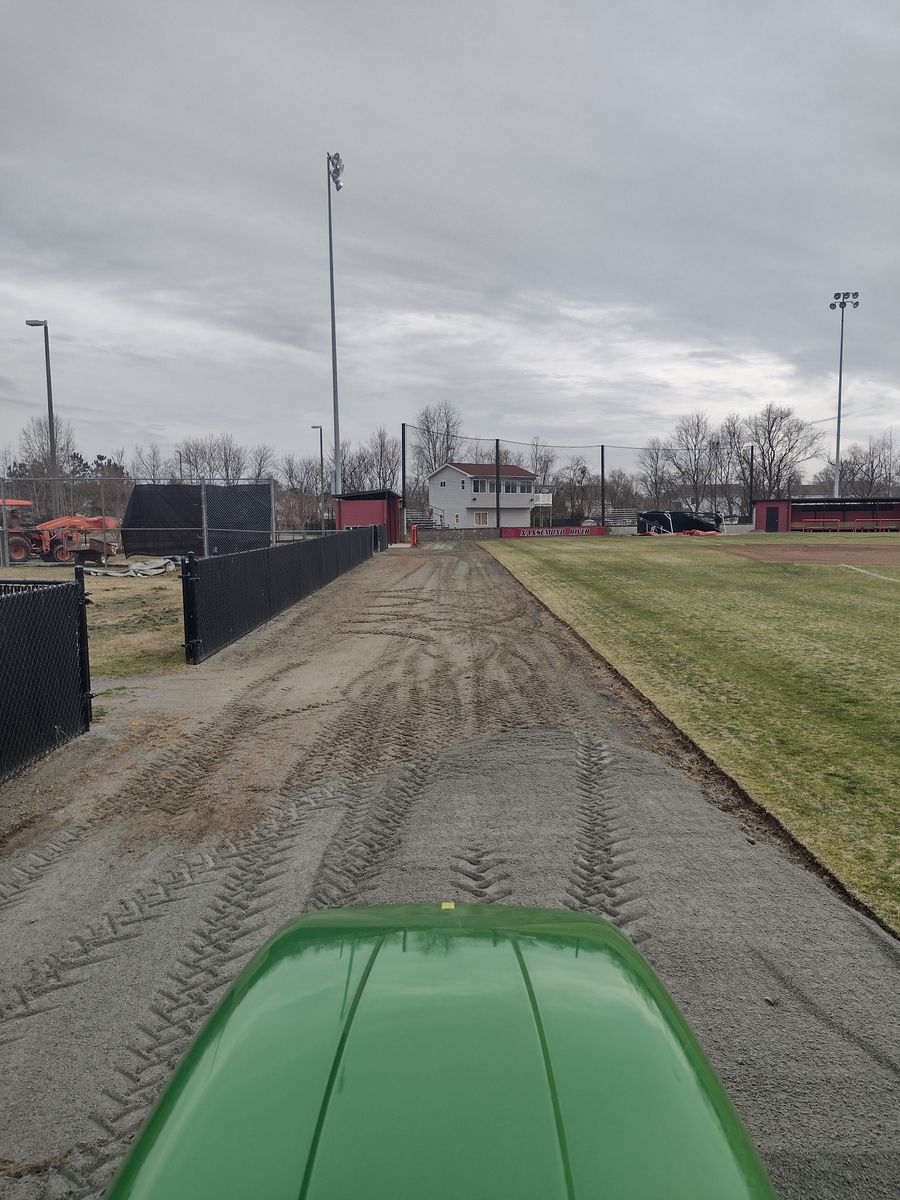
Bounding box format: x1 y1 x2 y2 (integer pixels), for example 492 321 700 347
0 567 184 677
486 533 900 931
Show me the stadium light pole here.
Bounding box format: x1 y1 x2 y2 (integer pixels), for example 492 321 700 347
326 151 344 496
311 424 325 529
828 291 860 499
25 320 60 517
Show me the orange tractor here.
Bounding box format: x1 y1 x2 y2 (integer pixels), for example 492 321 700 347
2 500 119 565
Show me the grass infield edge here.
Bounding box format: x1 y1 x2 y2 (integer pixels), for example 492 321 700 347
480 540 899 943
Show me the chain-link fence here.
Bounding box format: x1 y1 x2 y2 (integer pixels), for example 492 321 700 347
0 475 341 569
181 526 379 664
399 424 755 534
0 570 92 784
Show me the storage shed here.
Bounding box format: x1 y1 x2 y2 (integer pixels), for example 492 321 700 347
334 490 401 545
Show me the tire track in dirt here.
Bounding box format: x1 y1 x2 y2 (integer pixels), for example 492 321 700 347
0 830 85 916
452 846 513 902
0 854 221 1048
0 787 336 1051
564 735 649 943
307 756 434 909
39 806 320 1199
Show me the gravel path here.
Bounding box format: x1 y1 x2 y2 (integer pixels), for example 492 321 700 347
1 543 897 1199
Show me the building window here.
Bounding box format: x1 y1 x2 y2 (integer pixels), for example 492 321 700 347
461 479 465 489
489 481 496 493
504 482 515 493
474 511 488 526
520 483 532 493
473 479 486 493
439 480 446 487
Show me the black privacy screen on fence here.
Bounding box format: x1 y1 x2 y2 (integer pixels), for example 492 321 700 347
121 483 272 558
0 576 92 784
181 527 376 664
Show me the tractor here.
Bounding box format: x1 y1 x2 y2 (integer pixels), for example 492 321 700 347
2 500 119 564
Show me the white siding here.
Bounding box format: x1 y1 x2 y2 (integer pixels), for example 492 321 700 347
427 466 550 528
428 466 471 527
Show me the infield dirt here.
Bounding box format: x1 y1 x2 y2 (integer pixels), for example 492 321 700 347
1 544 897 1200
714 537 900 566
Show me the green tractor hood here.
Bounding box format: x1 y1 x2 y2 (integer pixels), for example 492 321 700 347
107 904 776 1199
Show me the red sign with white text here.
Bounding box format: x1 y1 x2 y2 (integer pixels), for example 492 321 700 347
500 526 608 538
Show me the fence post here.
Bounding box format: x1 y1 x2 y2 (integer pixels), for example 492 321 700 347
600 444 606 527
181 553 200 664
269 476 276 547
200 482 209 558
495 438 501 530
74 566 93 728
99 478 108 563
0 475 9 569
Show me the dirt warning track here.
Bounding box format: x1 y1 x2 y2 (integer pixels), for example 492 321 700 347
1 544 898 1199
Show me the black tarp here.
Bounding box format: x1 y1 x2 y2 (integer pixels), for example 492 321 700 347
121 484 272 557
637 510 722 534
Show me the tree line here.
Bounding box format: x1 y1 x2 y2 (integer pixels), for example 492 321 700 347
409 402 899 520
4 402 897 528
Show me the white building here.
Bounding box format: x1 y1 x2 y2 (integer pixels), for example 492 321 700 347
426 462 552 529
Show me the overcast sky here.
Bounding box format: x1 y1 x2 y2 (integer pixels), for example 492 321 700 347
1 0 898 473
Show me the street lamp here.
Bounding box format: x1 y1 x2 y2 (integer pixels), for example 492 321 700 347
326 151 344 496
828 291 860 499
25 320 59 517
311 424 325 529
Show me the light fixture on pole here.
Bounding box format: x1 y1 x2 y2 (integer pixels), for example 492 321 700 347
828 291 860 499
311 424 325 529
326 151 344 496
25 319 59 517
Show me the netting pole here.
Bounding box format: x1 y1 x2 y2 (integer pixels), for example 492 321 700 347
748 445 755 523
401 422 407 538
600 444 607 527
0 475 9 569
495 439 501 529
269 476 276 547
201 481 209 558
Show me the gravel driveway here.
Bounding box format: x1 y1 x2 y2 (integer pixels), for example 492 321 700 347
1 543 897 1198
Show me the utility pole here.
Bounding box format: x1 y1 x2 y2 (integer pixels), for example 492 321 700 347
25 320 59 516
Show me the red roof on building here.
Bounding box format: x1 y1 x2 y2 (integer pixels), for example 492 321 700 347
447 462 536 479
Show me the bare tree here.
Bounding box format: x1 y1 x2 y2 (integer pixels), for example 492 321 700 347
664 411 714 512
636 437 674 509
528 438 556 489
413 401 463 475
247 443 276 483
334 441 375 493
218 433 248 484
605 468 643 510
365 427 401 490
554 456 593 520
172 433 250 482
18 414 79 475
814 432 897 497
746 403 822 499
278 453 322 526
131 443 171 484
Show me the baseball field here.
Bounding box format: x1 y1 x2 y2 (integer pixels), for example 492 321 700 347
486 532 900 931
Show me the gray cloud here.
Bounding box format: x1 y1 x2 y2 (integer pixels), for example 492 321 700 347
1 0 897 473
